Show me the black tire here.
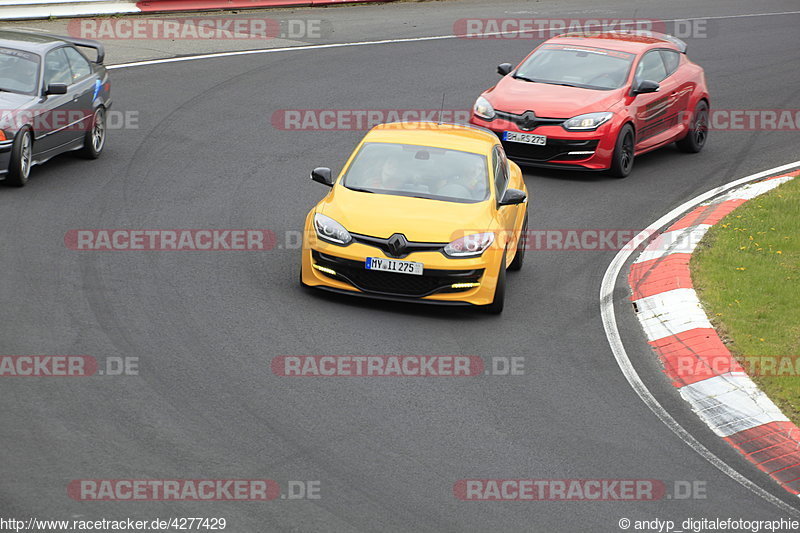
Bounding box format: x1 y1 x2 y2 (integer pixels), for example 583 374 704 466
676 100 709 153
609 124 635 178
5 128 33 187
483 250 507 314
78 107 106 159
508 213 527 271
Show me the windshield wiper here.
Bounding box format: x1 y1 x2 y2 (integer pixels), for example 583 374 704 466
512 74 537 83
345 186 375 194
544 82 581 88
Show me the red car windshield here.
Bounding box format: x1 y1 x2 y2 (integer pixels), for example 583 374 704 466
514 44 635 90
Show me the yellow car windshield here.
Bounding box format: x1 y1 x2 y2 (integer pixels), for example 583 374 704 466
342 142 490 203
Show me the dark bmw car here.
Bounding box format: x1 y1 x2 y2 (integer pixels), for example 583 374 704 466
0 30 110 186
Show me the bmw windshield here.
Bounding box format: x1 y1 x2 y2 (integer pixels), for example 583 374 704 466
342 142 490 203
514 44 635 90
0 47 40 95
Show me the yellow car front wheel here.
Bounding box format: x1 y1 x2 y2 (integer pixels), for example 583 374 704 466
483 249 507 314
508 213 528 272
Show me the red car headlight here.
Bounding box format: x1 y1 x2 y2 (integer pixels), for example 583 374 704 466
562 112 613 131
473 97 496 121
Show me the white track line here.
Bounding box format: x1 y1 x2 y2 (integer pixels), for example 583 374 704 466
107 35 456 69
600 160 800 515
107 10 800 69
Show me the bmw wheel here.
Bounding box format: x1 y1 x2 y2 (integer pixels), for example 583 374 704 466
79 107 106 159
6 128 32 187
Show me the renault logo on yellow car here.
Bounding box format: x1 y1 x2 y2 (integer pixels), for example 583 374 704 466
387 233 409 257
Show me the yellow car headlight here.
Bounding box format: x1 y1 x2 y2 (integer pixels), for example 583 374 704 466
444 232 495 258
314 213 352 245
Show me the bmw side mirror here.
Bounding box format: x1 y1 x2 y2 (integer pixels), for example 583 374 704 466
497 63 513 76
499 188 527 206
631 79 660 95
45 84 68 95
311 167 333 186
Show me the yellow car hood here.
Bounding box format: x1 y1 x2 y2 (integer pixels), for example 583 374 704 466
318 186 495 243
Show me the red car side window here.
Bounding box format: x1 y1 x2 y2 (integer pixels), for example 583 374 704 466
635 50 668 83
659 50 681 77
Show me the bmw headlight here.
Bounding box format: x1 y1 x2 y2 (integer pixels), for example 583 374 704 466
473 96 496 121
444 232 495 258
314 213 352 245
562 112 613 131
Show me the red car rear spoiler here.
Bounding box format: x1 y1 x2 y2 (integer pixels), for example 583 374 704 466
650 32 688 53
558 29 688 54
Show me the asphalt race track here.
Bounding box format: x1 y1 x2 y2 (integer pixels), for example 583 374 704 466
1 0 799 530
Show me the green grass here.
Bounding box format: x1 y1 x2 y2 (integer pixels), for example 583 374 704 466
691 175 800 425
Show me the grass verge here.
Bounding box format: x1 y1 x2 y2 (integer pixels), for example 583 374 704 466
691 175 800 426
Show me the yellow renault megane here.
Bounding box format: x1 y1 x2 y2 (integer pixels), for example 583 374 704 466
300 122 529 313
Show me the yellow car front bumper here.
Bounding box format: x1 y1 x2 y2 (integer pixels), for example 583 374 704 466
300 226 505 307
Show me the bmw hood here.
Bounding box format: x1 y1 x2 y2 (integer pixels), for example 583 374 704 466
0 92 38 131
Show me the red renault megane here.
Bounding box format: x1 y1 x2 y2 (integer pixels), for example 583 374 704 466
470 31 710 177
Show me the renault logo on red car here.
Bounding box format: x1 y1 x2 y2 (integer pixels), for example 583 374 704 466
518 111 538 131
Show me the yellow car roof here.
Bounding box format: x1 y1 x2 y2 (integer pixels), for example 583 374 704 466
364 122 498 155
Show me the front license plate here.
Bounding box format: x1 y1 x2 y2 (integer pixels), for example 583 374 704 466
504 131 547 145
365 257 423 276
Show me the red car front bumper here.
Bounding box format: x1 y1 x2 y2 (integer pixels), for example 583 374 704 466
470 115 617 171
